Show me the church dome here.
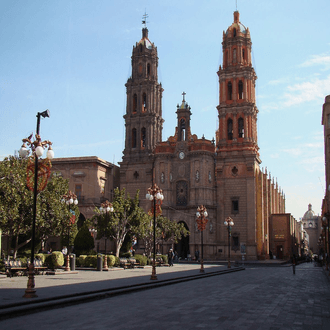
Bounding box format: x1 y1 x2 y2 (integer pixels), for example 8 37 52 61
303 204 315 220
226 11 247 35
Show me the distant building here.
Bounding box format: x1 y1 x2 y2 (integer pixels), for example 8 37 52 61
321 95 330 258
301 204 322 253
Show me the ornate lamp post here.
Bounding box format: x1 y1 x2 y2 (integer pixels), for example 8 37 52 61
61 191 78 271
20 110 54 298
224 217 234 269
196 205 208 273
146 183 164 280
99 200 114 270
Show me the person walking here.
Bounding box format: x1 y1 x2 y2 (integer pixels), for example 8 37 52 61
168 248 174 266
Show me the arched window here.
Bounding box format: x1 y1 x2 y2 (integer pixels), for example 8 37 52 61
141 127 146 148
142 93 147 112
242 49 245 60
233 28 236 37
133 94 137 113
132 128 137 148
180 118 186 141
238 117 244 138
227 82 232 101
227 118 233 140
147 63 151 77
238 80 243 99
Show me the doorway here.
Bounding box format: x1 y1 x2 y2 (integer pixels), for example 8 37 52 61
174 221 190 259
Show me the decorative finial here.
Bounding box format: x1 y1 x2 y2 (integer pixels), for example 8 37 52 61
182 91 186 102
142 11 148 28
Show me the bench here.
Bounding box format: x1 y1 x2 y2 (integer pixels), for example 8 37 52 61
4 260 26 277
119 258 131 269
128 258 140 268
30 259 47 275
150 257 165 267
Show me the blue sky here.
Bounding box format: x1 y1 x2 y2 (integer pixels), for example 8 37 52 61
1 0 329 220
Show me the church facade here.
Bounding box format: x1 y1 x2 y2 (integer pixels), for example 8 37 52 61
119 11 285 261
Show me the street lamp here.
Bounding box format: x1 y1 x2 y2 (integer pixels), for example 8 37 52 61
21 110 53 298
196 205 208 273
146 183 164 280
99 200 114 270
224 217 234 269
61 191 78 271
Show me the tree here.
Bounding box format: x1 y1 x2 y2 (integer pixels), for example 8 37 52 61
136 214 190 257
93 188 145 257
0 156 73 258
74 223 94 255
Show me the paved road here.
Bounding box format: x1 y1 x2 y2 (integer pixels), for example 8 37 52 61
1 262 329 329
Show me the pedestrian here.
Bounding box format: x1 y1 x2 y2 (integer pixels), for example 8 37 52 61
168 248 174 266
195 250 199 262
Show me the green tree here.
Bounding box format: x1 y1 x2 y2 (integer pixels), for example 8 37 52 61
93 188 145 257
74 223 94 255
0 156 73 258
136 214 190 257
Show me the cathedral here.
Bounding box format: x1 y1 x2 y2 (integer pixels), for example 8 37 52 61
119 11 286 261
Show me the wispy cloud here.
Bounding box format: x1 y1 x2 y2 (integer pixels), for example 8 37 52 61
282 75 330 107
299 54 330 70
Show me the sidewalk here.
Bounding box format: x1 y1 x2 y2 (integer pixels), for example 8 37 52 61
0 263 243 320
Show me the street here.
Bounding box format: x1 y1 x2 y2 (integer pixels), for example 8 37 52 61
1 262 329 329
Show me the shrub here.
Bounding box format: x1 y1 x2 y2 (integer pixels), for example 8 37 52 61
160 254 168 264
85 255 97 268
107 255 116 267
45 252 64 270
134 254 148 266
114 256 120 267
35 253 46 263
77 255 87 267
120 252 131 258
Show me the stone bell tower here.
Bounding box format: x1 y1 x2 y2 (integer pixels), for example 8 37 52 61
216 11 261 260
120 20 164 201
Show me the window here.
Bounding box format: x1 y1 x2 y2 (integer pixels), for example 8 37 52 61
147 63 151 77
227 118 233 140
142 93 147 112
75 184 82 200
132 128 137 148
227 82 232 100
238 117 244 138
231 199 239 214
100 180 105 195
161 172 165 183
176 181 188 206
242 49 245 60
233 28 236 37
238 80 243 99
180 118 186 141
232 234 240 251
141 127 146 148
133 94 137 113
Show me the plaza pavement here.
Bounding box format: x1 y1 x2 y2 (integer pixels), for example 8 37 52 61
1 261 329 329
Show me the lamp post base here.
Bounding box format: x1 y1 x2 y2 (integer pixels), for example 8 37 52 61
200 259 205 273
104 256 108 270
150 263 157 280
65 254 70 271
23 264 37 298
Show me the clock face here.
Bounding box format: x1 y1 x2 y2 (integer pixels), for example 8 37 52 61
179 151 185 159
